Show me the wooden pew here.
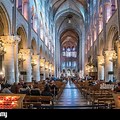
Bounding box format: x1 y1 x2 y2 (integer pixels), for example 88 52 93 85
23 95 54 109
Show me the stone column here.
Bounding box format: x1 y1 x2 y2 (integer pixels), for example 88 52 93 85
97 55 104 80
40 58 45 80
117 0 120 81
116 40 120 81
14 36 21 83
19 49 32 82
0 36 16 84
32 55 40 82
104 51 113 82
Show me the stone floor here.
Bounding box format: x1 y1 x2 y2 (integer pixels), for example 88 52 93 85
54 81 90 109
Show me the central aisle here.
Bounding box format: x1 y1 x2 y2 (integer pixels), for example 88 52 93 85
55 81 88 109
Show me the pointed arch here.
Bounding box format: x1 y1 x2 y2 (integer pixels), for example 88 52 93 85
107 25 118 50
0 4 11 35
17 25 27 49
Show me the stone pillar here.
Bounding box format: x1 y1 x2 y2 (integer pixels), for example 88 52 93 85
40 58 45 80
116 40 120 81
97 55 104 80
14 36 21 83
104 51 113 82
19 49 31 82
32 55 40 82
117 0 120 81
0 36 17 84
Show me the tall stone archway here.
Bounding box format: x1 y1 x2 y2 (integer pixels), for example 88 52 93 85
0 5 12 83
0 5 10 35
17 26 32 82
104 26 118 81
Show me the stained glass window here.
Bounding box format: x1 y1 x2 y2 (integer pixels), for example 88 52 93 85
62 47 66 56
72 47 77 58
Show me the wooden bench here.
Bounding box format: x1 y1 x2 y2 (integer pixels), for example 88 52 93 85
23 95 54 109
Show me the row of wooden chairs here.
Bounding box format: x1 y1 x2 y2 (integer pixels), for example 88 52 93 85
23 81 66 109
75 81 116 109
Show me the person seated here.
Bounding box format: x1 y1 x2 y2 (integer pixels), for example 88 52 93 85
0 81 5 92
49 81 58 96
106 80 112 84
16 83 23 93
41 85 53 97
1 84 12 94
63 79 67 83
11 82 18 93
30 87 41 96
114 82 120 92
19 83 30 95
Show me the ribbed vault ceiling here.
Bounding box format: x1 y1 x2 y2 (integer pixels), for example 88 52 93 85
61 30 78 48
48 0 88 49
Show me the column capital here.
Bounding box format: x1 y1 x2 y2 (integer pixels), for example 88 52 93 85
40 58 45 68
32 55 40 61
97 55 104 60
104 50 115 56
45 61 49 66
0 35 21 45
45 61 49 70
45 61 49 64
97 55 104 66
104 50 117 61
40 58 45 63
31 55 40 66
19 49 31 56
51 65 54 71
49 63 52 67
